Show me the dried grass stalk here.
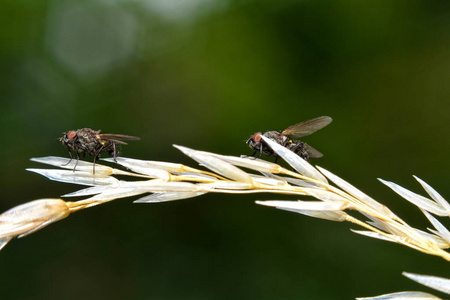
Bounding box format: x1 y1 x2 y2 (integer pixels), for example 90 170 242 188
1 140 449 297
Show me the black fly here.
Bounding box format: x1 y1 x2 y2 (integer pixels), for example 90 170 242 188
246 116 332 162
60 128 140 173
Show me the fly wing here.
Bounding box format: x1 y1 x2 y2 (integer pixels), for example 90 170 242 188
304 144 323 158
99 134 141 145
281 116 332 138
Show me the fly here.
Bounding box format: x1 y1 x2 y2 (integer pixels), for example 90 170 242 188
60 128 140 173
246 116 332 162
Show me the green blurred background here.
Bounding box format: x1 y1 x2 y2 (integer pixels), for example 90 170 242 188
1 0 449 299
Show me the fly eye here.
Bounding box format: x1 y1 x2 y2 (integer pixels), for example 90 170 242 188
67 131 77 139
253 132 262 142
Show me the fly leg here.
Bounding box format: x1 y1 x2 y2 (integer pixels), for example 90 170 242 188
246 144 260 158
72 152 80 172
62 151 73 166
92 155 98 174
92 144 107 175
112 142 118 163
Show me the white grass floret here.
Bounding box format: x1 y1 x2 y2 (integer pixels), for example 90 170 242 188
403 273 450 295
0 199 70 250
414 176 450 213
318 167 394 218
279 208 348 222
356 291 442 299
379 179 448 217
260 135 327 183
27 168 119 186
134 192 206 203
421 210 450 243
174 145 253 183
256 200 348 211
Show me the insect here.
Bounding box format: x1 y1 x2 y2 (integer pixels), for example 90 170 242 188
246 116 332 162
60 128 140 173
